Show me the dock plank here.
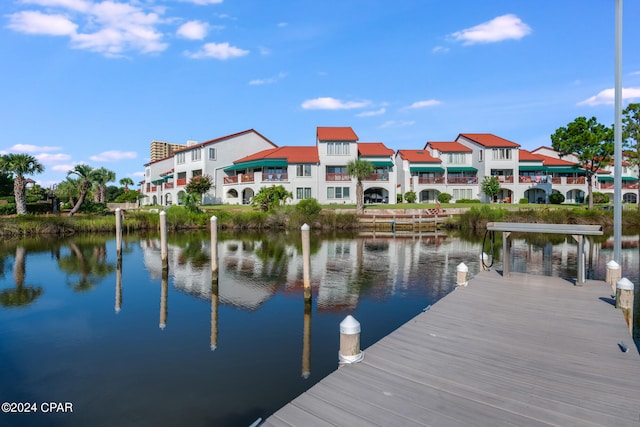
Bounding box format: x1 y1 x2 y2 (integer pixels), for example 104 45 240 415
264 271 640 426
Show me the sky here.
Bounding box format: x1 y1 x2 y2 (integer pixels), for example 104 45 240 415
1 0 640 188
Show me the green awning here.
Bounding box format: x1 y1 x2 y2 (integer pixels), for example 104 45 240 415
447 166 477 172
370 160 394 167
519 165 547 171
599 176 637 181
410 166 444 173
547 167 584 174
224 159 288 172
598 176 613 181
623 176 638 181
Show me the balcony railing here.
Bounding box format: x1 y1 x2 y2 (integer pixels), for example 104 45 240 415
494 175 514 183
164 182 174 189
566 177 586 185
599 182 638 190
176 178 187 186
223 174 255 184
363 173 389 182
447 176 478 185
519 175 551 184
326 173 351 181
263 173 288 182
416 176 445 184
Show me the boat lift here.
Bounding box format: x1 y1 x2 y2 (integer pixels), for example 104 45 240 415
486 222 604 284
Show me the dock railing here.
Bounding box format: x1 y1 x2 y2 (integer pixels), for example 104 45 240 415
486 222 603 284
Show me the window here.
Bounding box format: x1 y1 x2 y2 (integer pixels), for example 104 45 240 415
192 169 202 177
479 150 484 162
492 148 512 160
208 148 216 160
327 186 350 199
447 153 466 164
191 148 202 161
296 187 312 199
145 168 150 177
327 142 350 155
296 164 311 177
453 189 473 199
176 152 185 164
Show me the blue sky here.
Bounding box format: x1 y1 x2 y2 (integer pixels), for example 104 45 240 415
1 0 639 188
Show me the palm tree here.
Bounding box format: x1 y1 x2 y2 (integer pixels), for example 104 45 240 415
55 177 80 207
67 164 96 216
119 177 134 191
92 167 116 203
346 159 374 214
0 153 44 215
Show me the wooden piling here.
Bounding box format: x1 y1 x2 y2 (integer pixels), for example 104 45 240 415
160 211 168 269
210 216 218 273
616 277 634 310
302 298 312 378
606 260 621 295
210 272 218 351
339 315 363 364
160 268 168 329
115 208 123 257
301 224 311 300
456 262 468 287
115 258 122 313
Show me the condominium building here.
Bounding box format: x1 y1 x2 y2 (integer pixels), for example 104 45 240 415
141 127 639 207
150 140 187 162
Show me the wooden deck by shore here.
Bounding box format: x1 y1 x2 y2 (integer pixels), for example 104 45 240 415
264 270 640 426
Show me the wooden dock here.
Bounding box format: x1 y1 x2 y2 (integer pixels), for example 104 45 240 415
264 271 640 426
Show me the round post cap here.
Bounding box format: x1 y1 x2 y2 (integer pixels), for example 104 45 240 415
616 278 634 291
606 260 620 269
456 262 468 273
340 315 361 334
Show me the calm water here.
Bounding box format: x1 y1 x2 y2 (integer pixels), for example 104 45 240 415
0 231 637 427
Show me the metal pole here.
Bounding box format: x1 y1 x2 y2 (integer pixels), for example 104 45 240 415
613 0 623 263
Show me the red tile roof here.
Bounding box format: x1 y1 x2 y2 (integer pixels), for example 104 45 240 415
397 150 441 163
358 142 394 157
518 149 545 162
173 129 277 153
316 126 358 141
538 154 578 167
234 146 319 164
458 133 520 148
427 141 472 153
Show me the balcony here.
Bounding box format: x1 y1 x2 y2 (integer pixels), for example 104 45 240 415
447 176 478 185
164 182 174 189
519 175 551 184
263 173 288 182
600 181 638 190
176 178 187 186
363 173 389 182
495 175 514 184
223 174 255 184
326 173 351 182
415 176 445 185
566 177 586 185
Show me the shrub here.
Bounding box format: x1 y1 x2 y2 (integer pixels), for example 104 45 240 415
404 191 417 203
519 198 529 204
396 194 403 203
296 198 322 218
438 193 452 203
586 192 609 204
0 203 16 215
548 193 565 204
455 199 480 204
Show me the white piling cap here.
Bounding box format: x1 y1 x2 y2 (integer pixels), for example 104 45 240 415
210 215 217 221
457 262 468 273
340 315 360 334
159 211 166 217
115 208 121 212
480 252 488 260
616 277 634 291
606 260 620 269
301 223 310 231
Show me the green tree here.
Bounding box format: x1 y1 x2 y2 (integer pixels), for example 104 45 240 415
622 103 640 211
346 159 374 214
252 185 292 212
0 153 45 215
481 176 501 203
0 246 43 308
404 191 417 203
55 177 80 207
92 167 116 204
67 164 97 216
0 172 13 196
551 116 614 209
119 177 134 190
185 174 213 204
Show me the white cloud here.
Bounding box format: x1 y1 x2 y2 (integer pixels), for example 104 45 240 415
301 97 371 110
7 11 78 36
249 72 286 85
89 150 137 162
131 171 146 178
186 42 249 59
379 120 415 128
52 163 76 172
177 20 209 40
9 144 62 153
8 1 169 56
450 14 531 45
578 87 640 106
36 153 72 164
406 99 442 109
432 46 449 54
356 108 386 117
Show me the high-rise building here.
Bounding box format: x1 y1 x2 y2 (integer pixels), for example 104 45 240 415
150 140 186 162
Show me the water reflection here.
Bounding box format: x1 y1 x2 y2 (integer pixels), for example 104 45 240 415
0 246 43 308
0 232 638 427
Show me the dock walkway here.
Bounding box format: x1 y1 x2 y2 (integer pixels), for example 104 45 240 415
264 271 640 426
